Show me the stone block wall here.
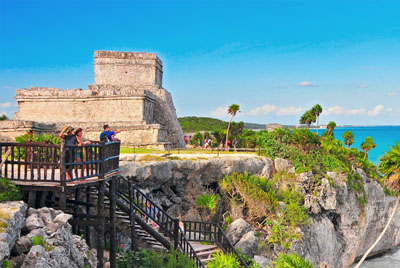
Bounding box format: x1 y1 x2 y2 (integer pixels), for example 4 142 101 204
94 51 163 88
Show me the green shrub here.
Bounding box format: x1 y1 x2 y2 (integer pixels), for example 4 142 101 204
29 236 45 247
207 251 240 268
116 249 196 268
196 194 219 213
269 253 314 268
0 177 22 202
1 260 12 268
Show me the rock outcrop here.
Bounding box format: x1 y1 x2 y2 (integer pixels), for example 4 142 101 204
0 201 27 263
0 205 97 267
120 156 400 267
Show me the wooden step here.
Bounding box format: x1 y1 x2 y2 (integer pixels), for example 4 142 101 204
196 249 220 258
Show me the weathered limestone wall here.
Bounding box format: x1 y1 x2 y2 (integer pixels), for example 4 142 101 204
94 51 163 88
14 87 155 124
0 121 56 142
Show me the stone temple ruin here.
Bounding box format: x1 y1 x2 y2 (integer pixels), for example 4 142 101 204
0 51 185 148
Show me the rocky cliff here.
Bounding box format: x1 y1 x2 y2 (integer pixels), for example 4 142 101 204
0 204 97 267
120 156 400 268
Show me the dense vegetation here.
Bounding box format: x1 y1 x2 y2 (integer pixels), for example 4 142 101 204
178 117 228 133
178 116 265 133
0 177 22 202
116 249 196 268
0 114 8 121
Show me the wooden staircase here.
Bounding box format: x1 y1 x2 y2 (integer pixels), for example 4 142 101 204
91 187 221 266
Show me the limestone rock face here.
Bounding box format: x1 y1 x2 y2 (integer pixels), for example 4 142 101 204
274 158 295 173
225 219 252 245
0 201 27 263
235 231 259 258
294 180 400 268
121 157 273 215
254 255 272 267
7 206 97 267
120 156 400 267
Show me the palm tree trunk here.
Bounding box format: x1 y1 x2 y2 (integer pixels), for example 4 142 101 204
316 116 319 135
225 115 234 151
364 151 368 159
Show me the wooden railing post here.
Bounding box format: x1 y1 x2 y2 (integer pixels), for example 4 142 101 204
109 178 117 268
59 143 67 211
100 143 105 179
97 181 105 268
129 184 137 251
173 218 179 250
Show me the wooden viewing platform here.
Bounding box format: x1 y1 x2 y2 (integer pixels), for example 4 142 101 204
0 141 121 268
1 141 120 190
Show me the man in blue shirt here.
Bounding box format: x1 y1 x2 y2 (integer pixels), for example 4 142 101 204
99 124 126 142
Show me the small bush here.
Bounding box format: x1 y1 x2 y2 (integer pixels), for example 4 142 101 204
1 260 12 268
116 249 196 268
196 194 219 213
29 236 45 247
207 251 240 268
0 177 22 202
269 253 314 268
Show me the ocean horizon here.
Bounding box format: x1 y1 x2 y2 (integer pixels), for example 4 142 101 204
310 126 400 165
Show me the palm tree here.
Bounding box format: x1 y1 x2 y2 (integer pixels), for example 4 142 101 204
342 131 354 148
225 104 240 150
361 136 376 159
379 142 400 191
326 121 336 136
299 110 316 129
311 104 323 134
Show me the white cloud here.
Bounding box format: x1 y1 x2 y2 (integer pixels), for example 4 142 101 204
367 104 385 116
325 105 366 116
387 91 398 96
387 107 393 112
346 108 366 115
248 104 302 116
248 104 276 116
0 102 13 108
276 106 303 115
211 106 228 117
296 81 319 87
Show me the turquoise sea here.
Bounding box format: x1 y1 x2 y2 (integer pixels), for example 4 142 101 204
311 126 400 165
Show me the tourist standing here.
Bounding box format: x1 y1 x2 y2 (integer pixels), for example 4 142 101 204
100 124 126 142
59 126 77 180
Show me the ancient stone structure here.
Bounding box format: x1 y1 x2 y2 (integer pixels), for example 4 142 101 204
0 51 185 148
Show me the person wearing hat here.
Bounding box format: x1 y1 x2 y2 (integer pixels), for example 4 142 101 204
59 125 77 180
99 124 126 142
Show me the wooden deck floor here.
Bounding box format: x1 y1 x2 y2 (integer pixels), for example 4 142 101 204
3 166 119 189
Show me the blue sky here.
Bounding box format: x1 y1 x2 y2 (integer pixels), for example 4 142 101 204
1 0 399 125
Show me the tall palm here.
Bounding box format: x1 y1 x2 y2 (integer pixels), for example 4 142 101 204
299 110 316 129
326 121 336 136
361 136 376 159
311 104 323 134
342 131 354 148
379 142 400 191
225 104 240 150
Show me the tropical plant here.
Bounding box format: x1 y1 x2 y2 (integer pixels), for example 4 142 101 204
207 251 240 268
196 194 219 213
361 136 376 159
117 249 196 268
269 253 314 268
299 110 316 129
326 121 336 137
0 114 8 121
342 131 354 148
190 131 203 146
225 104 240 150
0 177 22 202
311 104 323 134
379 142 400 191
